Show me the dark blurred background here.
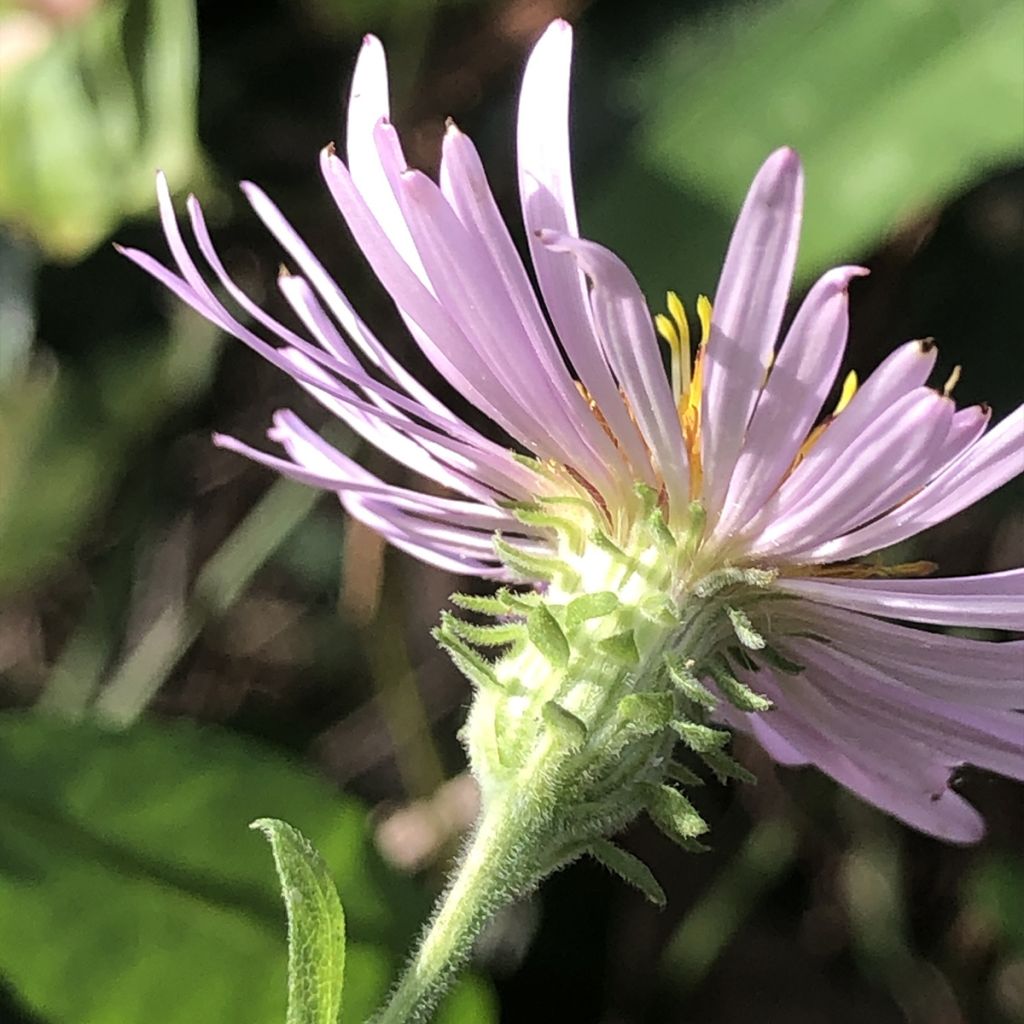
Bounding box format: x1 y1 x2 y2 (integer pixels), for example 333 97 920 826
0 0 1022 1021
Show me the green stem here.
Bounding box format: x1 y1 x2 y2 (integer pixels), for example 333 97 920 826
372 795 535 1024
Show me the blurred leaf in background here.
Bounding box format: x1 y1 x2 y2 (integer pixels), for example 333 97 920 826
0 314 219 597
586 0 1024 297
0 0 203 262
0 713 496 1023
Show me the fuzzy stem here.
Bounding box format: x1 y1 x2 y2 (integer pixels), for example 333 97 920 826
371 794 537 1023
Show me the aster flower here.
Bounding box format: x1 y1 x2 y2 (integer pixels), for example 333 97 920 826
121 18 1023 1021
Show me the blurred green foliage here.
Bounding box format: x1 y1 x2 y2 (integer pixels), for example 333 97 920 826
0 0 202 261
0 714 495 1022
587 0 1024 298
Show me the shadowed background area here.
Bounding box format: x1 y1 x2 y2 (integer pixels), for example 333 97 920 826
0 0 1021 1021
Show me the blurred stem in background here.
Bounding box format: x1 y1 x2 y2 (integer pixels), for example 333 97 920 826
38 471 320 724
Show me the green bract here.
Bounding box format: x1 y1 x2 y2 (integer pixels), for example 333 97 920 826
435 490 796 886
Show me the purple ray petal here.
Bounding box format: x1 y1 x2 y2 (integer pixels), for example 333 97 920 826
713 265 865 542
516 21 652 486
317 151 557 454
540 231 688 513
792 640 1024 782
396 167 592 467
740 339 940 544
802 404 1023 562
439 123 630 503
742 668 986 842
772 599 1024 709
749 388 953 557
778 568 1024 629
701 148 804 522
345 36 426 282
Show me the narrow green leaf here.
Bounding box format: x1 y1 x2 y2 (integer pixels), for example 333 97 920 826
700 748 758 786
670 718 730 753
693 567 776 598
506 503 584 552
665 655 718 710
706 655 773 712
646 785 710 844
495 587 542 612
760 644 806 675
527 605 570 669
633 483 660 514
589 839 666 908
726 606 766 650
441 611 526 649
432 626 502 691
250 818 345 1024
642 497 677 550
728 645 760 672
665 761 705 787
680 501 707 559
639 593 678 625
565 591 619 632
492 535 577 585
449 592 511 616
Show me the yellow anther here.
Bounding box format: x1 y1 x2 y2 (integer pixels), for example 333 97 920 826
943 365 962 397
834 370 858 415
667 291 690 351
656 312 684 404
657 290 710 498
655 313 679 349
696 295 712 346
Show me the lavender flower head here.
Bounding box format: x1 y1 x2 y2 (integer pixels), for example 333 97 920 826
121 19 1023 849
